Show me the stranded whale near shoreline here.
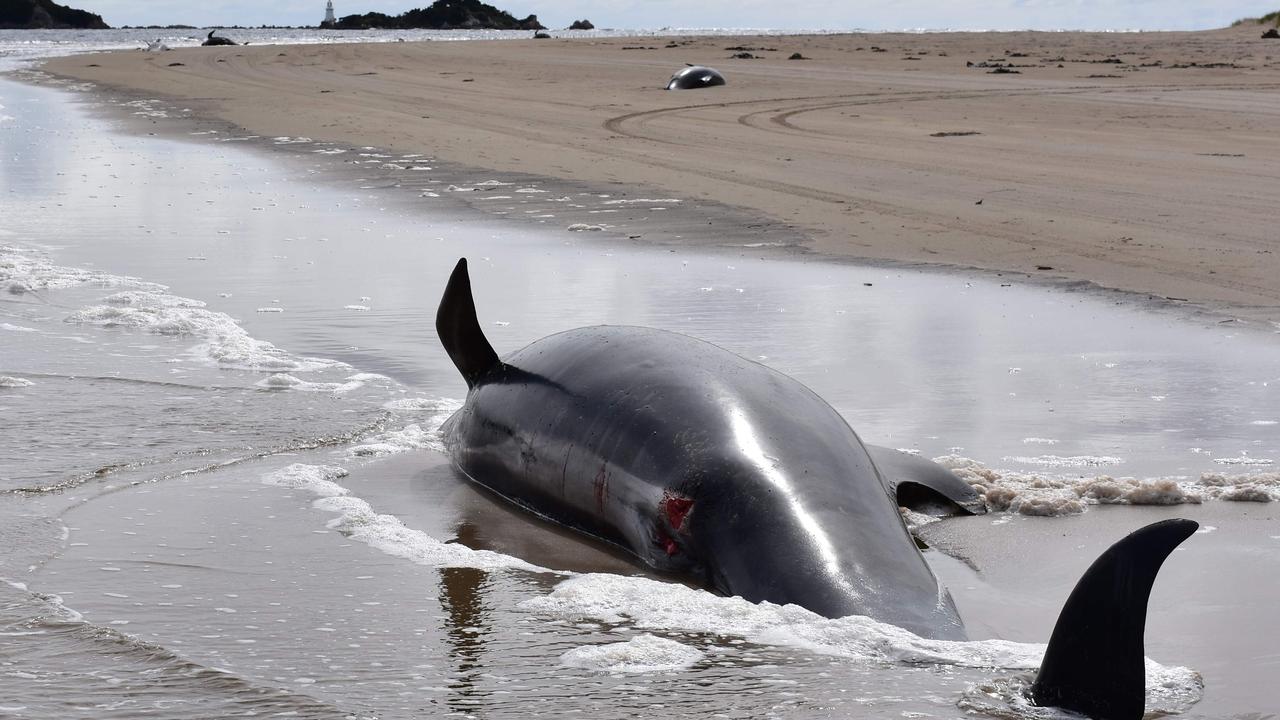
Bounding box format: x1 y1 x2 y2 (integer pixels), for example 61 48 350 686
435 257 1198 719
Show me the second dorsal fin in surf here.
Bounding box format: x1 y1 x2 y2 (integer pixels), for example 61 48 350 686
1031 518 1198 720
436 258 501 388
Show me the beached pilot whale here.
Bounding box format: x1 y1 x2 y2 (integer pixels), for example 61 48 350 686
666 65 725 90
202 30 238 46
436 258 1196 719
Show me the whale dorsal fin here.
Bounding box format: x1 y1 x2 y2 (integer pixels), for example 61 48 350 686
1031 518 1198 720
436 258 501 388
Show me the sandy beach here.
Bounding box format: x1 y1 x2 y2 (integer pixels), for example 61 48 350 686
43 26 1280 326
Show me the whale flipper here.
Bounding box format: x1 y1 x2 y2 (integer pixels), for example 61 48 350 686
436 258 501 387
866 446 986 516
1031 518 1198 720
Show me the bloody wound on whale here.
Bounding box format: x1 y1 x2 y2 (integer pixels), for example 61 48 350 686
435 257 1196 720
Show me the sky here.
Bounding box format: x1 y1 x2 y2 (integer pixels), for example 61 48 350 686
70 1 1280 32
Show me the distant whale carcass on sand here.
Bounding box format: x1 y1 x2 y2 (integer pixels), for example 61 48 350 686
666 65 725 90
202 30 238 46
435 257 1197 720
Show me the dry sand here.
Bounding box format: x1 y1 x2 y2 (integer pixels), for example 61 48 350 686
45 27 1280 325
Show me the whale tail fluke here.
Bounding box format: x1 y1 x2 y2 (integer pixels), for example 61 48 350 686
437 258 501 387
1031 518 1198 720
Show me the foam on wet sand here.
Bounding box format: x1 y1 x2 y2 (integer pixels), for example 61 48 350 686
939 456 1279 516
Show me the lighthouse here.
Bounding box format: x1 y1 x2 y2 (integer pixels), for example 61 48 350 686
322 1 337 26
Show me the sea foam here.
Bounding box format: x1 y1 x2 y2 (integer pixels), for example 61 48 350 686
938 455 1280 515
560 634 704 673
524 574 1200 712
260 463 545 573
67 290 336 373
1 246 165 294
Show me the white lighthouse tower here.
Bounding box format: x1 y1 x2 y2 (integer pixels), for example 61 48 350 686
322 1 337 26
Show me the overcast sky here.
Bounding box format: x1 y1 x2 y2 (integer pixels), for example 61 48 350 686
71 1 1278 31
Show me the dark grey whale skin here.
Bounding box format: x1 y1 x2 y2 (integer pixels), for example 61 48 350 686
666 65 726 90
436 259 1200 719
442 323 966 640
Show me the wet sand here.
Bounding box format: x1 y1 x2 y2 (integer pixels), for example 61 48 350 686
4 64 1279 718
41 26 1280 327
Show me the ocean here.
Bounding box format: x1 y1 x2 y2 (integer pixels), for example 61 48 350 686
2 30 1278 719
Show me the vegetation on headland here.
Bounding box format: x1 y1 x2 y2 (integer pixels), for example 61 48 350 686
333 0 544 30
1232 10 1280 26
0 0 109 29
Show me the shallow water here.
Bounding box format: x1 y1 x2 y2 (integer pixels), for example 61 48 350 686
0 26 851 73
2 72 1278 719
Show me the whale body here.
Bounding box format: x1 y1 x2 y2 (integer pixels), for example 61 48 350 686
666 65 726 90
435 258 1196 719
202 30 238 46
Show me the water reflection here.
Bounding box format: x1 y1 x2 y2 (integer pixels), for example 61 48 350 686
440 524 493 717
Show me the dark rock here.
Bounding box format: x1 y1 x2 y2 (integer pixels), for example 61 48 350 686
533 30 550 39
335 0 544 30
1263 28 1280 39
1167 61 1241 69
730 52 756 59
0 0 109 29
568 19 593 30
788 52 807 60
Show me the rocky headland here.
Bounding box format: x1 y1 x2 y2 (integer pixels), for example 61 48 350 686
332 0 543 30
0 0 109 29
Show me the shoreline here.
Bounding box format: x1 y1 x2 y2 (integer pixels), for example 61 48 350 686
3 61 1279 718
27 27 1280 330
